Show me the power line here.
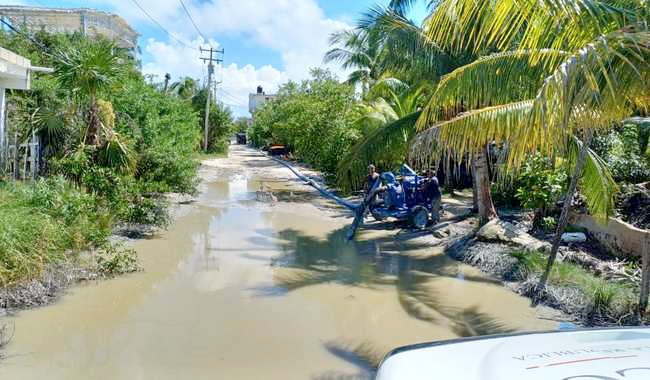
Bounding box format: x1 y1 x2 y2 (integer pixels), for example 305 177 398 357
219 89 246 105
129 0 195 49
0 18 58 60
178 0 207 41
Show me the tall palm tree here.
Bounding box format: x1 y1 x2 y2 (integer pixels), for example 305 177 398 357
408 0 649 291
324 29 384 96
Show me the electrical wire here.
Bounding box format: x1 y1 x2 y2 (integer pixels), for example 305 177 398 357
0 18 59 60
178 0 207 41
219 88 247 105
129 0 195 49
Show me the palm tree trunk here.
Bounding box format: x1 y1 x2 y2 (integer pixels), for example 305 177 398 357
538 131 593 290
86 95 100 146
472 145 497 225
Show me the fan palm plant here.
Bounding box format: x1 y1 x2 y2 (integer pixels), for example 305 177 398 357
54 38 124 146
409 0 650 292
54 38 135 176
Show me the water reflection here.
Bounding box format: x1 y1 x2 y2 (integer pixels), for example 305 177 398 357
262 227 513 338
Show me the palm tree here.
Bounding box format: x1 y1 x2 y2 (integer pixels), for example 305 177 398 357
324 29 384 96
54 38 135 176
55 38 124 146
408 0 649 292
337 82 426 191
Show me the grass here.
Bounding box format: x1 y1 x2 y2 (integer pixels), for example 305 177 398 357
0 177 115 287
509 250 639 323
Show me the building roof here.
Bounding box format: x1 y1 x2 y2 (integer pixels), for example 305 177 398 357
0 46 52 90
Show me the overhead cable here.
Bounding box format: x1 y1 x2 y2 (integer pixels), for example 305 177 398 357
178 0 207 41
129 0 195 49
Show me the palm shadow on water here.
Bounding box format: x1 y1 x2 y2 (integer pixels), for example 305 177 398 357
250 226 515 371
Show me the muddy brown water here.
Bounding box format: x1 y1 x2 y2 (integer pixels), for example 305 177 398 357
0 151 556 379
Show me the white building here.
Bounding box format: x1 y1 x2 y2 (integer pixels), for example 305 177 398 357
248 86 277 115
0 47 52 175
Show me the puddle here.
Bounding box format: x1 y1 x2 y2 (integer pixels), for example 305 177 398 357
0 170 556 379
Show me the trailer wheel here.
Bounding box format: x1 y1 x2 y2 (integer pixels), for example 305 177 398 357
410 206 428 229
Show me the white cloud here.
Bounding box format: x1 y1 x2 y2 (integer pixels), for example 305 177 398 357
140 37 288 116
89 0 350 116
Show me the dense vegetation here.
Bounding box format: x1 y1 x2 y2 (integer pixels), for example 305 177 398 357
0 30 232 286
249 0 650 316
249 69 359 176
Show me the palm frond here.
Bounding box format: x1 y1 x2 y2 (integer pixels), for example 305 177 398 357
424 0 642 55
54 38 124 98
98 131 136 175
388 0 420 16
367 77 410 99
508 28 650 168
411 101 534 169
337 111 421 192
417 49 570 129
362 5 456 81
569 136 618 220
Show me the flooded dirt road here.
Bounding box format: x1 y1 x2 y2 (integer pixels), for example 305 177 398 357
0 145 556 379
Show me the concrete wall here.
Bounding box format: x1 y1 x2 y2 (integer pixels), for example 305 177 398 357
569 211 650 258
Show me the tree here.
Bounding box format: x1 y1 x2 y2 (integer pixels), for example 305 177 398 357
52 38 136 176
54 38 124 147
408 0 649 291
337 82 426 191
249 69 358 175
324 29 384 96
170 77 198 100
192 88 234 153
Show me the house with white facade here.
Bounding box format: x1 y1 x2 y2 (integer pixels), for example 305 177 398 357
249 86 277 115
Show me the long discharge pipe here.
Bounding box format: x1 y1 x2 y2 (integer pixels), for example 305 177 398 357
267 155 360 211
268 154 384 240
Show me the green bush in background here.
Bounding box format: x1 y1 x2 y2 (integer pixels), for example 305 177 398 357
249 69 359 177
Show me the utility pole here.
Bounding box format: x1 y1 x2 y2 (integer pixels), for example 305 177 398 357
200 46 224 152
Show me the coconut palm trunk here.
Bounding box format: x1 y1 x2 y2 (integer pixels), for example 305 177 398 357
472 145 497 225
538 131 593 290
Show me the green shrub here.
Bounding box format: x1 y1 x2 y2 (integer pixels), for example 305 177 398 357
192 89 234 153
0 178 112 285
510 250 638 321
515 153 568 211
249 69 359 177
592 124 650 184
539 216 557 233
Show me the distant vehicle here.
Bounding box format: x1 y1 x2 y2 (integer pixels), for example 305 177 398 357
236 133 247 144
375 327 650 380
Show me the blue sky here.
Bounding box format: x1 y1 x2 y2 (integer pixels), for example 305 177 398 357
15 0 429 116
